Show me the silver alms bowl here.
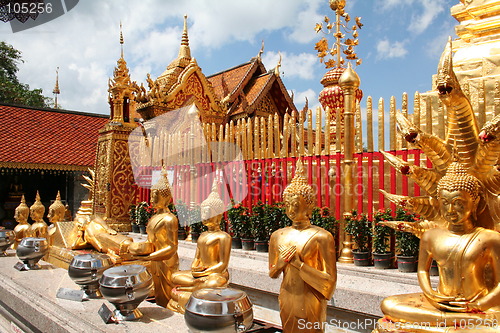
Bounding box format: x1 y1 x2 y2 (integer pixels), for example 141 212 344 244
184 287 254 333
99 264 153 321
16 237 48 269
68 253 113 298
0 229 15 255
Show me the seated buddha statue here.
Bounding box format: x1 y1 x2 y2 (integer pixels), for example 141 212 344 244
167 183 232 314
47 191 66 245
13 195 30 249
127 170 179 308
379 162 500 332
27 191 48 239
269 159 337 333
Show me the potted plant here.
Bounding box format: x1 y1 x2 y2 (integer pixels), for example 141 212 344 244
187 206 204 243
344 210 372 266
129 204 140 233
310 206 338 249
372 208 394 269
395 208 420 272
135 201 155 234
253 201 271 252
227 201 250 249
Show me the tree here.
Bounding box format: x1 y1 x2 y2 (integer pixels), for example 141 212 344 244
0 41 52 108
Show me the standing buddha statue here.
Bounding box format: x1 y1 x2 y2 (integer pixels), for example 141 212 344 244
268 159 337 333
13 195 30 249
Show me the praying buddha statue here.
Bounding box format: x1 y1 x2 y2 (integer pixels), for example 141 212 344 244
127 170 179 308
13 195 30 249
27 191 48 239
269 159 337 333
167 181 232 314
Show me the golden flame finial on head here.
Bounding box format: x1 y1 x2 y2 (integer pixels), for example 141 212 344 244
30 190 45 215
151 165 172 200
283 159 315 205
201 176 225 216
437 162 481 202
15 194 29 216
49 191 66 217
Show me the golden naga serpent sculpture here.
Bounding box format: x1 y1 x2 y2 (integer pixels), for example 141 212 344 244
381 38 500 235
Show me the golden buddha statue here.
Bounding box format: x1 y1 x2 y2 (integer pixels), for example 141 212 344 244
27 191 48 239
47 191 66 223
375 40 500 332
67 171 134 258
167 182 232 314
127 170 179 308
269 159 337 333
13 195 30 249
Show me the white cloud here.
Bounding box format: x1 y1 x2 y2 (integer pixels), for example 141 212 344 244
262 51 318 80
292 88 318 110
408 0 445 35
376 39 408 60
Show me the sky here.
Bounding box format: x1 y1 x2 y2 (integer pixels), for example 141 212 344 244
0 0 459 116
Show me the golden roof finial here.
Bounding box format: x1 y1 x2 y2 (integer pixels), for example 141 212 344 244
315 0 362 68
274 52 282 76
119 21 124 58
178 14 191 60
52 67 60 108
257 40 264 59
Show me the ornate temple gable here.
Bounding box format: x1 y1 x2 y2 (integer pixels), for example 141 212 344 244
164 62 225 125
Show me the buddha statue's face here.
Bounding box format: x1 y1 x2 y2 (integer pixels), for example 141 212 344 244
201 206 221 228
438 189 477 226
47 208 63 223
14 208 28 223
30 206 43 221
284 194 312 226
151 189 171 209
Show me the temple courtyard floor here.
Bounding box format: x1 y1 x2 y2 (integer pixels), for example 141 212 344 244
0 234 432 333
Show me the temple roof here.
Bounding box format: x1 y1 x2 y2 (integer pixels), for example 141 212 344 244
0 104 108 170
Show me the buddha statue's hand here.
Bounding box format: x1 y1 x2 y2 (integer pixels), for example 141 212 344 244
446 291 484 312
279 245 296 263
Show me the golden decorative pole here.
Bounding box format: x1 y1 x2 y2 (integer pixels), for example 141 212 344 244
338 64 360 263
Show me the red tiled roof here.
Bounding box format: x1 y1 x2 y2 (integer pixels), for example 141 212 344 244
207 62 254 100
0 104 108 168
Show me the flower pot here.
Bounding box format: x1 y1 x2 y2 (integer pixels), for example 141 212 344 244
373 252 393 269
231 238 242 249
430 259 439 276
139 225 147 234
191 232 200 243
241 238 255 251
255 240 269 253
353 251 371 266
397 255 418 273
131 224 140 233
178 228 186 241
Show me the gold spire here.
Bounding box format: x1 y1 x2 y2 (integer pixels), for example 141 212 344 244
178 14 191 60
120 21 124 58
52 67 60 108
